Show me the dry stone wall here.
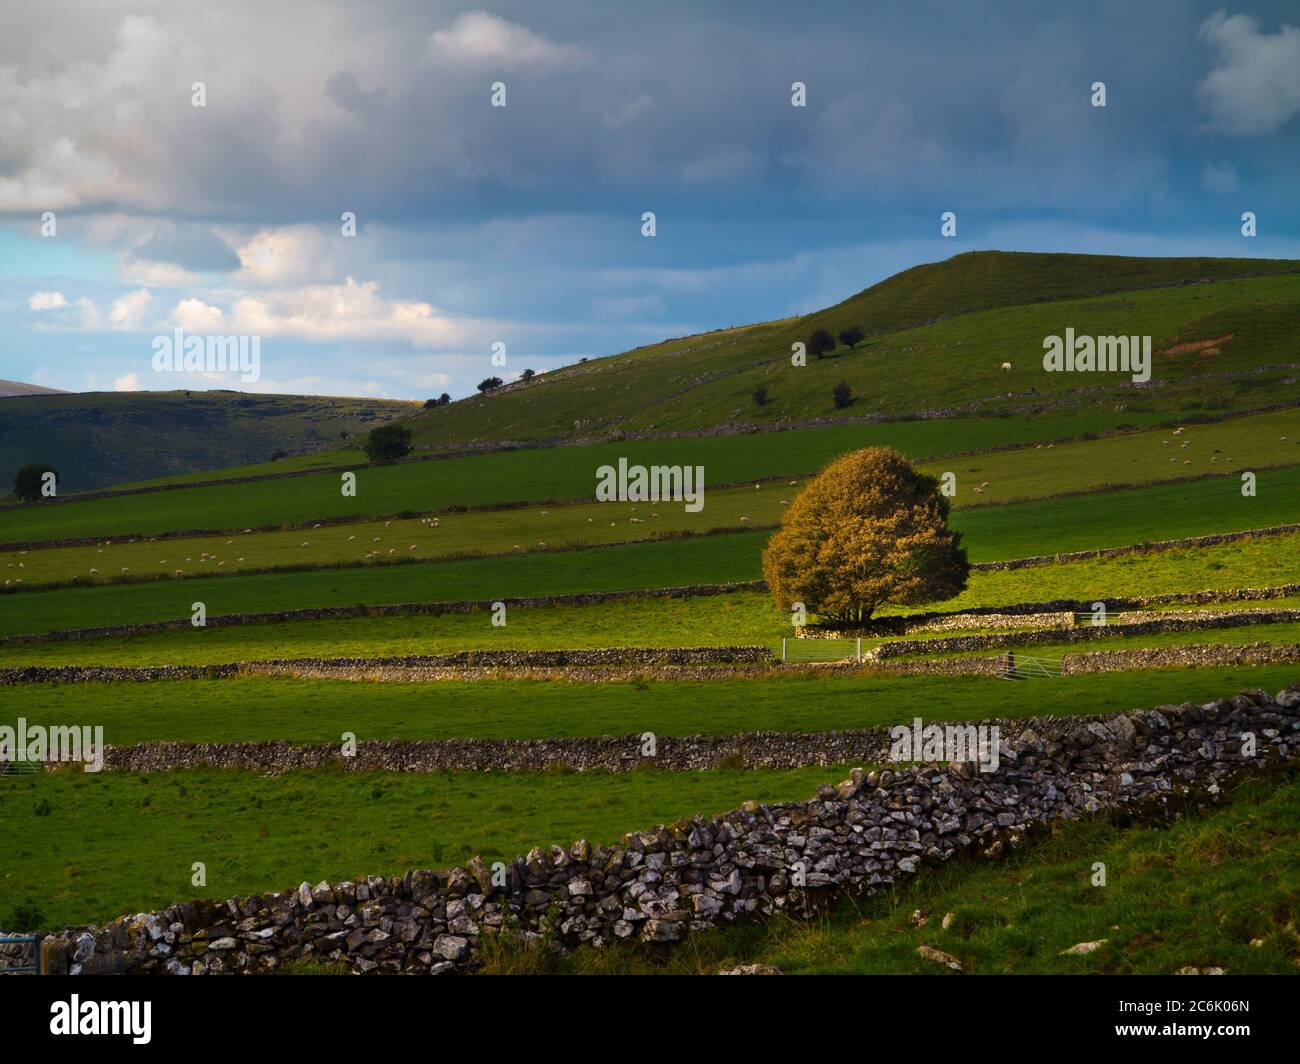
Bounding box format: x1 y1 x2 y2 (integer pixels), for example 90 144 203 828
863 608 1300 660
36 684 1300 975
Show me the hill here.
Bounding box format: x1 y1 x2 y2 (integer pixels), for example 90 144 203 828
0 379 65 397
405 250 1300 447
0 390 416 494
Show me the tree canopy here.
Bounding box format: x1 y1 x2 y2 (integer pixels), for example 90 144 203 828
761 447 968 627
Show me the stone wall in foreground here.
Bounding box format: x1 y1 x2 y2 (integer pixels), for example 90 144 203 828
38 684 1300 975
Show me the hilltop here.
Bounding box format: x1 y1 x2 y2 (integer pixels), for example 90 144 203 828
406 250 1300 447
1 390 416 493
0 379 65 398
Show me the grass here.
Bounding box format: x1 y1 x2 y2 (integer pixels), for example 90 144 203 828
0 410 1186 544
494 769 1300 975
404 259 1300 444
4 665 1296 746
0 532 769 638
11 455 1300 591
2 528 1295 650
0 764 850 929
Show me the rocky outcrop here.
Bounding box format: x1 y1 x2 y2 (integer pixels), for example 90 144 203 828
37 684 1300 975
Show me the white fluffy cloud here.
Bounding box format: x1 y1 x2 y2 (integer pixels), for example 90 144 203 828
227 277 468 349
107 289 155 330
171 298 225 332
427 11 586 69
1198 11 1300 134
27 291 68 311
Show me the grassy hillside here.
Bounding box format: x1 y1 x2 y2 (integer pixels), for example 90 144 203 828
404 251 1300 445
0 390 417 493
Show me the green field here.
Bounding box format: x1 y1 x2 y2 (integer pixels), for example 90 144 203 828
6 666 1295 746
0 764 849 928
1 410 1200 544
11 450 1300 593
3 525 1294 647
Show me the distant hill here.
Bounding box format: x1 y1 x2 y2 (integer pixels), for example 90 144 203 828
0 379 66 397
406 250 1300 446
0 390 417 493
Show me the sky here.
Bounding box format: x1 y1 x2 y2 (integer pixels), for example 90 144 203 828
1 0 1298 400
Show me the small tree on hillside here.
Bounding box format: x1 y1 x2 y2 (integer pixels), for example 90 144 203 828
520 368 536 382
761 447 968 627
838 325 864 349
437 393 451 405
364 423 412 462
13 464 58 501
477 377 503 394
752 385 769 407
832 380 853 408
808 328 836 360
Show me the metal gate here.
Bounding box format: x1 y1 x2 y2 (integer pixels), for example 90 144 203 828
0 934 40 975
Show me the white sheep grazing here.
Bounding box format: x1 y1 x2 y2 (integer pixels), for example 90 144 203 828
1000 362 1012 370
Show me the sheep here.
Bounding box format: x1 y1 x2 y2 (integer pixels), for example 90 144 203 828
1000 361 1012 370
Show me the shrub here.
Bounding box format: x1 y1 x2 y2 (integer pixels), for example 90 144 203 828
807 328 836 360
363 423 413 462
753 385 769 407
832 380 853 408
761 446 968 626
13 464 58 501
477 377 504 394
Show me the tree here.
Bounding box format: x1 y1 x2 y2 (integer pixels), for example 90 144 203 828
808 328 836 359
832 380 853 408
477 377 503 394
752 385 769 407
13 464 58 501
423 398 437 409
364 423 412 462
761 447 968 627
838 325 864 349
520 368 536 382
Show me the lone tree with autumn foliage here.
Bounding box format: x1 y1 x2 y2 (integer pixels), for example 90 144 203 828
762 447 968 627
